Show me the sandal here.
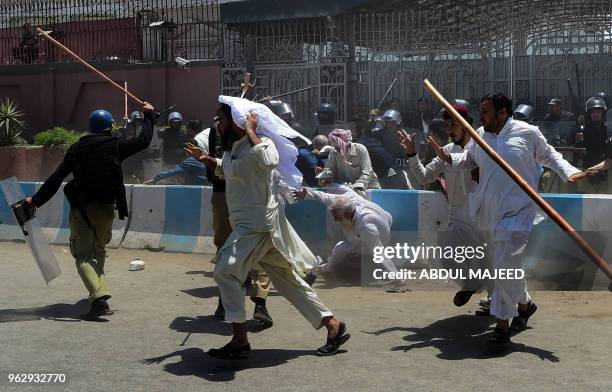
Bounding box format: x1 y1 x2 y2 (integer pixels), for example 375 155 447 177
207 343 251 360
316 322 351 356
486 327 511 347
453 290 477 307
510 301 537 331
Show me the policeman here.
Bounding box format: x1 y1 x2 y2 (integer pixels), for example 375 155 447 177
376 109 415 189
544 98 575 122
130 110 144 128
568 97 609 193
120 110 147 183
313 102 356 138
266 100 308 135
512 104 535 123
159 111 187 170
26 102 156 320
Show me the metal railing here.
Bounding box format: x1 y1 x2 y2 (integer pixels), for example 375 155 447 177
0 0 223 65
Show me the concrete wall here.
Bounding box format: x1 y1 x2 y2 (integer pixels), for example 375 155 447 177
0 147 65 181
0 61 221 140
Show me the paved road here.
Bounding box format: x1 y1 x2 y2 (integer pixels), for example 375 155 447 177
1 242 611 392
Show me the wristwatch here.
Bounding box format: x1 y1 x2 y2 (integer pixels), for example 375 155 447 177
406 153 417 158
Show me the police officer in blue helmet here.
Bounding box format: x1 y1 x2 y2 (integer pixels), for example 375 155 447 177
26 101 156 320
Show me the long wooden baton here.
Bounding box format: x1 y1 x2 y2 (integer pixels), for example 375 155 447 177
36 27 144 105
423 79 612 289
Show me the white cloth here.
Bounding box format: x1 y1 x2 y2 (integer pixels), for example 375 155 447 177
194 128 211 154
318 142 381 191
450 118 581 234
213 135 330 325
450 118 580 319
219 95 310 189
305 187 396 274
490 232 532 320
409 141 490 292
409 140 478 225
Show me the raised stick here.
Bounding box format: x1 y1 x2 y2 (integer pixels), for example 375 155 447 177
423 79 612 286
36 27 144 105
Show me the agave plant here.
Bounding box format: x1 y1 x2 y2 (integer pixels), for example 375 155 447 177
0 98 26 146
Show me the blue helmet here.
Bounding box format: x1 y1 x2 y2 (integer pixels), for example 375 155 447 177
89 110 115 133
168 111 183 123
317 102 337 125
318 102 337 114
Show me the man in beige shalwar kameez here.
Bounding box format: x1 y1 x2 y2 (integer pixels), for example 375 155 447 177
186 97 350 359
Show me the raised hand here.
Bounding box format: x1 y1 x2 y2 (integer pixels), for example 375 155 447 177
292 188 308 200
184 142 207 162
142 101 154 113
428 135 451 164
245 112 258 132
397 130 416 155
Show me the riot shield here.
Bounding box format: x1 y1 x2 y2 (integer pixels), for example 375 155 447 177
0 177 61 284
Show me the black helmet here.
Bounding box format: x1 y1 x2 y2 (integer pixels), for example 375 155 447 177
317 102 337 125
586 97 607 112
267 100 294 121
595 91 610 108
130 110 144 123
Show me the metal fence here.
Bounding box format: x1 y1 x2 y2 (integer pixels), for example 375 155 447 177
0 0 222 65
3 0 612 123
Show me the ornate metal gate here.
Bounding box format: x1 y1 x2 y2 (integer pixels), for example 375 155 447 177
364 50 497 121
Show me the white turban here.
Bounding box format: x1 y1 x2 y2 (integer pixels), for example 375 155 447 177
218 95 310 189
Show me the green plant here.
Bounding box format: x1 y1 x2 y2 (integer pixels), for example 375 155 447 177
33 127 83 148
0 99 27 146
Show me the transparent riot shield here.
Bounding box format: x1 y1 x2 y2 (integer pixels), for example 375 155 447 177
0 177 61 284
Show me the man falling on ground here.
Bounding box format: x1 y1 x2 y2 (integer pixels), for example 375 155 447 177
186 96 350 359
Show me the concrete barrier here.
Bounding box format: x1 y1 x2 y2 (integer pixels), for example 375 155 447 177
120 185 215 254
2 181 612 283
0 181 130 249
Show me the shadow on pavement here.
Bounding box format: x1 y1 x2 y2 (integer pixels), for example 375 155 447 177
142 347 322 382
364 314 560 362
170 315 272 336
181 286 220 299
0 299 88 323
181 286 281 299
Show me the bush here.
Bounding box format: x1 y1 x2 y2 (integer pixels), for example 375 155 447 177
33 127 83 148
0 98 27 146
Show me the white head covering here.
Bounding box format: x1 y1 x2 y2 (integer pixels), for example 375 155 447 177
218 95 310 189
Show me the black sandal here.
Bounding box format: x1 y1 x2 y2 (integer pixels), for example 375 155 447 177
207 343 251 360
453 290 477 307
316 322 351 356
486 327 511 347
510 301 537 331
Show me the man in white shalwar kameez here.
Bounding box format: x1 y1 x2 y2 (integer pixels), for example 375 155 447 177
186 97 350 359
429 93 583 346
294 185 398 276
398 105 492 309
294 184 409 293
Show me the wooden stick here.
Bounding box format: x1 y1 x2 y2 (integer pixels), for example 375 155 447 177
124 81 128 119
423 79 612 283
36 27 144 105
239 72 253 99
